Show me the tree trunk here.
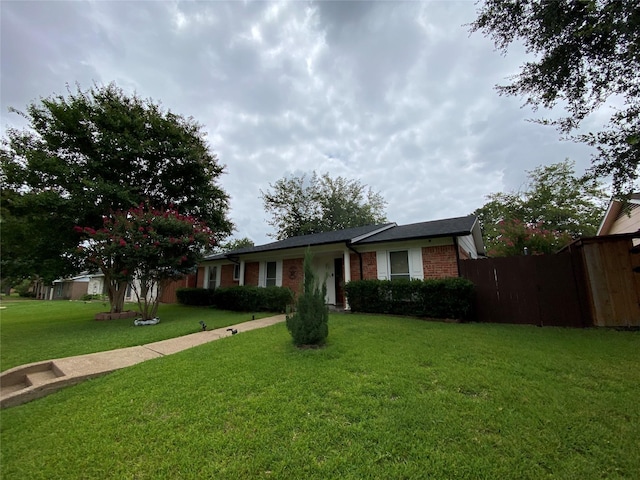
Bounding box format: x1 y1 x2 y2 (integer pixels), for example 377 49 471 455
106 276 127 313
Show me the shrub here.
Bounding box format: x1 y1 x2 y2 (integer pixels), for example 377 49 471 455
286 249 329 346
212 285 294 312
345 277 474 320
176 287 215 306
14 279 35 298
80 294 104 301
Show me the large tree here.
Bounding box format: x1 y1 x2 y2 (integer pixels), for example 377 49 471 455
470 0 640 194
261 172 387 240
1 83 232 284
475 160 607 256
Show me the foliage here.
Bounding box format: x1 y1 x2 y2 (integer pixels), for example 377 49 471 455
77 203 215 318
470 0 640 194
217 237 255 253
261 171 387 240
345 278 475 320
3 315 638 478
474 160 607 256
212 286 294 313
13 278 35 298
176 288 216 306
0 82 232 284
176 286 294 312
286 249 329 346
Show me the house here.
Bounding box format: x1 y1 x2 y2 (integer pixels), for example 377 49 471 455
597 193 640 238
47 272 145 303
197 214 485 309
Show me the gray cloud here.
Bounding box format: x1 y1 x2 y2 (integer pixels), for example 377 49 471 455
1 0 600 244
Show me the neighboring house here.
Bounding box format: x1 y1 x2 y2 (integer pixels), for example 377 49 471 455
597 193 640 238
198 215 485 309
49 272 141 302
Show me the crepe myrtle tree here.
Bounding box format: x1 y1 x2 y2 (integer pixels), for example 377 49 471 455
77 203 215 319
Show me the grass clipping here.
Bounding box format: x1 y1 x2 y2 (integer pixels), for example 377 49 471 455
286 249 329 347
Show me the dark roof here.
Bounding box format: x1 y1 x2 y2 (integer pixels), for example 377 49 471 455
205 223 394 260
357 215 477 244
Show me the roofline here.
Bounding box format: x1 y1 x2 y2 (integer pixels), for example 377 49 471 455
349 223 396 244
353 229 475 246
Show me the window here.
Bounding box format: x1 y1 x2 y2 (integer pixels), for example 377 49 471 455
266 261 277 287
233 264 240 281
389 251 410 281
208 266 218 289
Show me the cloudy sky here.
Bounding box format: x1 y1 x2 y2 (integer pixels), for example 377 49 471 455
1 0 599 244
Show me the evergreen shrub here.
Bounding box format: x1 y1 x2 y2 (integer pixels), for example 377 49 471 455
286 249 329 346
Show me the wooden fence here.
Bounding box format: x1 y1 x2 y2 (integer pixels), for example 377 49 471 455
459 233 640 327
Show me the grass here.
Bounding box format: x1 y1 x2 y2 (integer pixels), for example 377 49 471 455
0 299 271 370
1 312 639 479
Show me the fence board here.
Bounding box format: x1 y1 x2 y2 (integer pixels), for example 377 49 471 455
460 254 586 327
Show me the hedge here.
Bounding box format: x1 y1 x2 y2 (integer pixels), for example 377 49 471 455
175 287 216 306
344 278 474 320
176 286 294 313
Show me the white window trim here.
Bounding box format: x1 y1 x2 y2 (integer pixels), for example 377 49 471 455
206 265 221 289
258 260 283 287
376 248 424 281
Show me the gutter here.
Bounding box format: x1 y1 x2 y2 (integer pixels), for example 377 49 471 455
453 236 461 276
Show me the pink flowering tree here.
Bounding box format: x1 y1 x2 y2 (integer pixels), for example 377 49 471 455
77 204 215 319
488 219 573 257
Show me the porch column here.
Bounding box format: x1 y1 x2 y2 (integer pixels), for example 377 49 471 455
239 260 245 286
343 250 351 310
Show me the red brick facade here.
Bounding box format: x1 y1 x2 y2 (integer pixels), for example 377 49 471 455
282 258 304 295
422 245 459 279
244 262 260 286
349 251 378 281
220 264 239 288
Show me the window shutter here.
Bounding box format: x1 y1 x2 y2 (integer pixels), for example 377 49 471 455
376 251 388 280
409 248 424 280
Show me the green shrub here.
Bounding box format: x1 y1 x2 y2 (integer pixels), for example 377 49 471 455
14 279 35 298
176 287 215 306
286 249 329 346
345 277 474 320
212 286 294 312
80 294 104 301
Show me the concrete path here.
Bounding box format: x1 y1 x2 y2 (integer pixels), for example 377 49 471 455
0 314 286 409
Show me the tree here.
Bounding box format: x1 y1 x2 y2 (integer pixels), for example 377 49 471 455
470 1 640 194
261 172 387 239
77 204 215 318
286 249 329 347
218 237 255 252
1 82 232 285
474 160 607 256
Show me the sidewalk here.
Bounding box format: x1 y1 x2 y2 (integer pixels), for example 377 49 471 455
0 314 286 409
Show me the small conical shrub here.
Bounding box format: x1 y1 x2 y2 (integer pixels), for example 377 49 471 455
286 249 329 346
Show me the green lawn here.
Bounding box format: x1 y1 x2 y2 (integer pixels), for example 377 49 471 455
0 299 271 370
1 311 639 479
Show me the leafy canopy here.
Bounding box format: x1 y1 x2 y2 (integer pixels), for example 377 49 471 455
261 172 387 240
470 0 640 194
1 82 232 283
77 203 215 318
474 160 607 256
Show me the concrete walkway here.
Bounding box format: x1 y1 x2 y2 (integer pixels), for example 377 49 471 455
0 314 286 409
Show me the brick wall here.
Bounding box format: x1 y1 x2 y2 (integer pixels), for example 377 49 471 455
282 258 304 295
422 245 459 279
196 267 205 288
220 264 239 288
349 252 378 281
244 262 260 286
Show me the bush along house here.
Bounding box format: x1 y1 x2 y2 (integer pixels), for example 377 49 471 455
197 215 485 310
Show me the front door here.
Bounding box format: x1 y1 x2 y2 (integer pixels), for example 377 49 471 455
334 258 345 306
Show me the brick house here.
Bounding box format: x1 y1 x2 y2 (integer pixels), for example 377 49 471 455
197 215 484 309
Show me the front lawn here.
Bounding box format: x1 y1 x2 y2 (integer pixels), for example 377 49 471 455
1 314 639 479
0 299 271 370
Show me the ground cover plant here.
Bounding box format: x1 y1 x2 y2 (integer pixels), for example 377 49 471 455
0 299 270 370
2 314 639 479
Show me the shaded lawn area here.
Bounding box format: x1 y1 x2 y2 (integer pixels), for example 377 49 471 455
0 299 271 370
1 314 639 479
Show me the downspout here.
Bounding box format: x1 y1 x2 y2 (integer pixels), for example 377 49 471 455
454 236 461 276
346 242 364 280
